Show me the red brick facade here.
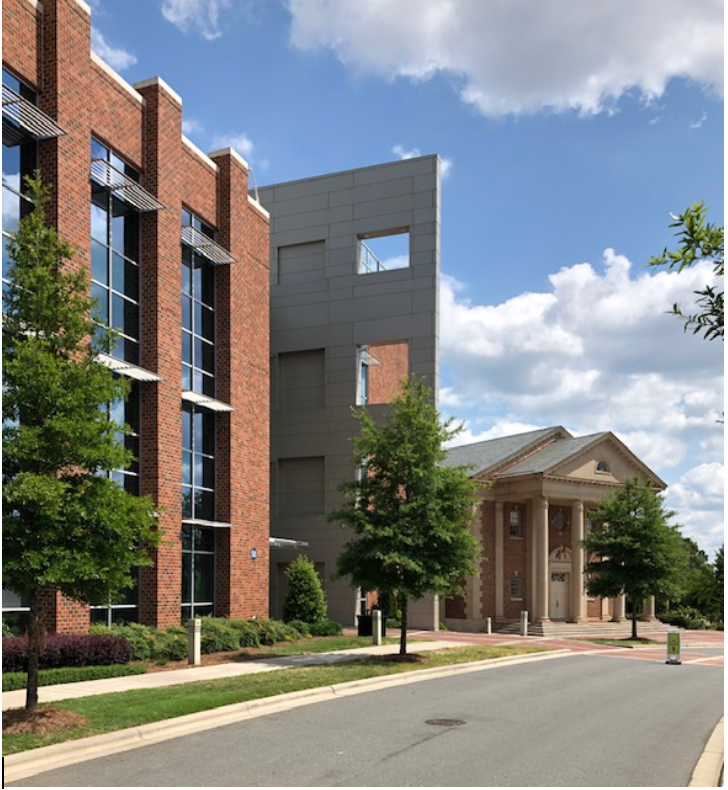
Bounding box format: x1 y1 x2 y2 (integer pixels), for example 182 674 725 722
3 0 270 631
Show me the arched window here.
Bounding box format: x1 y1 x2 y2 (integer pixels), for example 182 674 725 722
596 460 610 473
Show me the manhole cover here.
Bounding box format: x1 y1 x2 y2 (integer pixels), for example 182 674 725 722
425 718 465 727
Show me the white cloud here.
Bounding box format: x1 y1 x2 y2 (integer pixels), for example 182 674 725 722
689 110 708 129
288 0 723 117
211 133 255 160
182 118 205 137
440 250 723 550
90 29 137 72
666 463 724 556
162 0 233 40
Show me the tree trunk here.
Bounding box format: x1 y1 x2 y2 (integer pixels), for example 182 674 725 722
399 596 408 655
26 592 45 711
630 598 638 640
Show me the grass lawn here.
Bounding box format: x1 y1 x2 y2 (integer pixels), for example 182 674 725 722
3 644 547 755
578 638 663 648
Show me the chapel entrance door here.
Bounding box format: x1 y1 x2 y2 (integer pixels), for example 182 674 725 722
549 572 570 620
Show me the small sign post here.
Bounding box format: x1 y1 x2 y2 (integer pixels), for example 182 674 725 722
666 630 681 665
188 618 202 666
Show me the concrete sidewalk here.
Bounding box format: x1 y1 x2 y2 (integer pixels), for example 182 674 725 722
2 638 476 711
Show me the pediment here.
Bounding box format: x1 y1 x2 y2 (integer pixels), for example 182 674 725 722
549 434 664 489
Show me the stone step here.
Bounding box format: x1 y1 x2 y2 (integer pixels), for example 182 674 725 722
493 620 673 638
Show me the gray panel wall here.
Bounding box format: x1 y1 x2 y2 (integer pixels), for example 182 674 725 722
260 155 441 625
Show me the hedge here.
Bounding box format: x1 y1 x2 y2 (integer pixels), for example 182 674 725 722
3 663 147 692
2 634 133 673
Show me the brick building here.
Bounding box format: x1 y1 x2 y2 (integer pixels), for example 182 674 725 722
2 0 271 631
442 427 667 634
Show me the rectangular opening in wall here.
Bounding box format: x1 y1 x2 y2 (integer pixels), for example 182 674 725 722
357 341 409 405
278 457 325 518
358 229 409 274
278 241 325 285
277 349 325 411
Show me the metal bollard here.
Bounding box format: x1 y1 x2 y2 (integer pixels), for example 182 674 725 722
520 610 528 637
485 617 492 635
372 609 383 646
188 618 202 665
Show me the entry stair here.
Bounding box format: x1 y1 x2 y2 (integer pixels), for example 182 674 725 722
494 619 674 638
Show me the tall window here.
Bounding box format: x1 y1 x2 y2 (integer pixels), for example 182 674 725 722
108 381 141 496
182 525 215 620
90 381 142 624
90 139 141 364
2 69 37 299
182 403 215 521
181 208 215 396
509 507 522 538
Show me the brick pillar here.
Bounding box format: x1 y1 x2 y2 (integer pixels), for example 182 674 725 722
37 0 91 267
210 148 270 618
135 78 184 628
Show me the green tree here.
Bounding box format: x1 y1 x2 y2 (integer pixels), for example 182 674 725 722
2 177 159 711
283 555 327 624
650 201 724 341
329 377 481 655
693 544 724 623
582 478 688 639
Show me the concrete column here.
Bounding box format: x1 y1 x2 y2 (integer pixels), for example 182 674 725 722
570 500 585 622
528 502 537 616
535 496 550 621
465 503 483 623
612 594 626 622
641 595 657 621
495 502 504 619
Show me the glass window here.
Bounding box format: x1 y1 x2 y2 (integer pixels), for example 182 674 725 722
90 139 141 364
181 402 215 521
2 70 37 301
181 208 216 395
181 525 215 621
509 507 522 538
90 569 140 626
509 575 523 599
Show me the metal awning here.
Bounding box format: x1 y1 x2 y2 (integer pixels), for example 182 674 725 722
182 225 235 265
2 85 65 146
91 159 164 213
269 537 310 549
359 348 382 367
182 518 232 529
181 390 234 412
98 353 162 382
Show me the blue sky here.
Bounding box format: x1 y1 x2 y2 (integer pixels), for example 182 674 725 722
89 0 724 557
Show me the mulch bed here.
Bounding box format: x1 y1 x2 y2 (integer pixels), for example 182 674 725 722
3 706 90 735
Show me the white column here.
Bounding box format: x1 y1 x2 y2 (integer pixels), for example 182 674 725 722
535 496 550 621
570 500 585 622
612 594 626 622
495 502 504 619
465 503 482 622
528 502 537 617
641 595 657 621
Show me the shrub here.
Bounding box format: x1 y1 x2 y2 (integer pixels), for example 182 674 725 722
89 623 155 661
226 619 261 648
283 555 327 624
286 620 312 638
254 619 300 646
3 663 147 692
154 627 187 661
200 618 243 654
308 619 343 637
2 620 14 638
661 607 711 630
2 634 132 673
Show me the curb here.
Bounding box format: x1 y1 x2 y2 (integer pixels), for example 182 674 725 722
4 649 570 782
688 717 724 788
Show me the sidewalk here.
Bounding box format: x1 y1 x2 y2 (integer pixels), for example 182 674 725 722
2 638 477 711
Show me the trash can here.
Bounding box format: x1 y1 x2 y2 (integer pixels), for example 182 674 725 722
357 610 387 637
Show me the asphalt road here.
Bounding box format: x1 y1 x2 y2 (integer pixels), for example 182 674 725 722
9 651 723 787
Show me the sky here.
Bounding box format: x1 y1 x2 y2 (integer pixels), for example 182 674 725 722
87 0 724 557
